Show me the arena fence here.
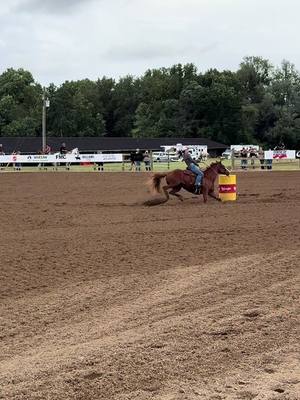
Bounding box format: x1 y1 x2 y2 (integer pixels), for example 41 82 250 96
0 152 300 172
230 157 300 171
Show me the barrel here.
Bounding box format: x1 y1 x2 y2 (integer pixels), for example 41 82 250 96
219 175 237 201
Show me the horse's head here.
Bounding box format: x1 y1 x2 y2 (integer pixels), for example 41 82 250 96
214 161 230 176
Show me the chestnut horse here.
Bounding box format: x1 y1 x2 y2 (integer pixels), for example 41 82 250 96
147 161 230 205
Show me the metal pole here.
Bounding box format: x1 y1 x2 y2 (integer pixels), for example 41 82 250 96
42 88 46 151
150 150 153 171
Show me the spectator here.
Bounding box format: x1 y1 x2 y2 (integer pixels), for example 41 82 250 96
129 151 136 171
95 151 104 171
143 150 151 171
258 147 265 170
13 150 22 171
249 147 257 169
134 149 144 172
43 144 51 154
266 149 273 170
0 144 4 169
240 147 248 169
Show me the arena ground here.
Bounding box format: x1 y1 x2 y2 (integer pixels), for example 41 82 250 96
0 171 299 400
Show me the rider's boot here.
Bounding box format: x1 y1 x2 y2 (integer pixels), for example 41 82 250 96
194 185 200 194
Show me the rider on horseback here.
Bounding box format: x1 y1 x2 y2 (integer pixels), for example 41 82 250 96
180 148 204 194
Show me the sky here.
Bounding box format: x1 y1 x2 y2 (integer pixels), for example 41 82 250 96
0 0 299 85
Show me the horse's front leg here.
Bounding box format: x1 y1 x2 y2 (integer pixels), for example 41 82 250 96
202 187 208 203
208 189 221 201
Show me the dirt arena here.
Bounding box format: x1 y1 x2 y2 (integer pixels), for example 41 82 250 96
0 171 299 400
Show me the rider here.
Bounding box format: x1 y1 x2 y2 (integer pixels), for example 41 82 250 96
180 147 204 194
60 142 67 154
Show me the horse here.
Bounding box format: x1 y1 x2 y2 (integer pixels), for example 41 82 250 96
147 161 230 205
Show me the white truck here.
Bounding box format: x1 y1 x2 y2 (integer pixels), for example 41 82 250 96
161 144 208 161
230 145 259 157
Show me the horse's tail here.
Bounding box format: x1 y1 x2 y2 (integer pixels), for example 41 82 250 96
148 172 168 194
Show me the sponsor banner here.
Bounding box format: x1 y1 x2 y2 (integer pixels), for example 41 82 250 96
219 184 236 194
296 150 300 159
264 150 296 160
0 153 123 164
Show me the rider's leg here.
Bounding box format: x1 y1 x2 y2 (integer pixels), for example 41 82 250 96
189 164 203 193
195 170 204 186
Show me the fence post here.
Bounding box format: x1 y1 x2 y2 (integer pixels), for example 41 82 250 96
150 150 154 171
231 155 235 171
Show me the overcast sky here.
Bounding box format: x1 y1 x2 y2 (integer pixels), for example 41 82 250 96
0 0 299 85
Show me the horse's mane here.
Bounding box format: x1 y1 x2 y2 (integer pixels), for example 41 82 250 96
205 161 220 170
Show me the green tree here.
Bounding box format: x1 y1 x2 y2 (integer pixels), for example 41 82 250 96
0 68 41 136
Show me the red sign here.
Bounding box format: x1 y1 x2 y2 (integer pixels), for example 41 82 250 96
219 184 236 194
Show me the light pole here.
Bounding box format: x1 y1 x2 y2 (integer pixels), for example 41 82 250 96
42 88 50 151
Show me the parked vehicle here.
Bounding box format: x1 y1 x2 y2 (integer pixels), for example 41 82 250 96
221 148 232 159
152 151 179 162
152 152 170 162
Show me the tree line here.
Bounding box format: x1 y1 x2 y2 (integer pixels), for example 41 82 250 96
0 56 300 148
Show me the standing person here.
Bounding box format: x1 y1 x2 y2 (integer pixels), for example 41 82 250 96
266 149 273 170
59 142 69 169
143 150 151 171
0 144 5 170
249 147 257 169
258 147 265 170
180 148 204 194
95 151 104 171
240 147 248 169
13 150 22 171
129 151 136 171
43 144 51 154
134 149 144 172
38 144 51 170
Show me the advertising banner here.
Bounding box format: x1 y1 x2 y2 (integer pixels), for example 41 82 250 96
0 153 123 164
264 150 296 160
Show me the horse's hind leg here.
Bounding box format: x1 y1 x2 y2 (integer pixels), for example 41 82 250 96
169 185 184 201
162 185 171 202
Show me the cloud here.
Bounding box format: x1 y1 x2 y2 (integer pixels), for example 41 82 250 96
0 0 300 85
15 0 95 15
105 42 219 62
